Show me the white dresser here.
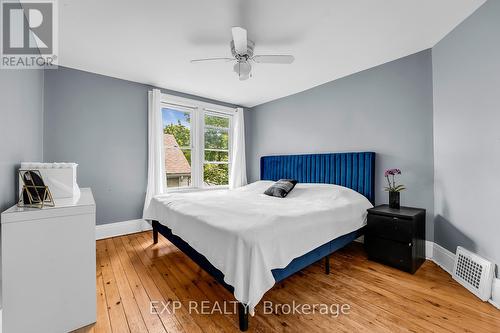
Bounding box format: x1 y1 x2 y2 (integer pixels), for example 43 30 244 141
1 188 96 333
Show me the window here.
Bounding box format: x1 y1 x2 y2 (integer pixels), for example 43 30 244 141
162 107 192 188
160 95 234 190
204 113 230 186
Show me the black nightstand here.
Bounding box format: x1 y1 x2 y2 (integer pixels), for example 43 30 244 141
365 205 426 274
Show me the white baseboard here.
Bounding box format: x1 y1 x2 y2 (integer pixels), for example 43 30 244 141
425 240 434 259
431 242 455 275
490 278 500 309
95 219 152 240
354 235 364 243
489 300 500 309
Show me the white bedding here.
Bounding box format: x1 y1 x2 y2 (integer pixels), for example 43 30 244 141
144 181 372 314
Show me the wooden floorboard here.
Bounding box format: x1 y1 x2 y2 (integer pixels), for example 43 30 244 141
97 240 131 333
77 231 500 333
95 244 113 333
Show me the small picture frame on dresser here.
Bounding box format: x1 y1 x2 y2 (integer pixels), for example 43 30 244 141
365 204 426 274
17 169 55 208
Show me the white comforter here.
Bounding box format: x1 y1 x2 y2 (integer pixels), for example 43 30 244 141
145 181 372 314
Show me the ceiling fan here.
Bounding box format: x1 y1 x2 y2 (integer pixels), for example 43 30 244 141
190 27 295 80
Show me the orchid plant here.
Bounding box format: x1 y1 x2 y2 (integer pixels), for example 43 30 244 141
384 168 405 192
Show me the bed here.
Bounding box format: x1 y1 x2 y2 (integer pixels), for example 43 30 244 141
146 152 375 331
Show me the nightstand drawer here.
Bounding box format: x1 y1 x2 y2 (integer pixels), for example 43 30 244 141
367 214 412 243
365 236 413 272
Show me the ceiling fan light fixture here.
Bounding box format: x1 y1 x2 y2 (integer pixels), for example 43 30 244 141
190 27 294 81
234 61 251 80
238 72 250 81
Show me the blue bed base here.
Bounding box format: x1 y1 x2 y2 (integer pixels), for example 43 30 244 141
152 152 375 331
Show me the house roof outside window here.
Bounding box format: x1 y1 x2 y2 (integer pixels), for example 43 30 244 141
164 134 191 175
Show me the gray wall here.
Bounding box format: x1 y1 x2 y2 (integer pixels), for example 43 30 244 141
432 0 500 264
246 50 435 240
0 70 44 212
43 67 236 225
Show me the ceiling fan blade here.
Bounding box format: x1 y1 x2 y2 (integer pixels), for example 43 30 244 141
190 57 234 63
231 26 248 55
252 55 295 64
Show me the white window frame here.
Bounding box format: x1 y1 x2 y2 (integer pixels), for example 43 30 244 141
160 93 236 192
160 103 195 189
202 110 233 189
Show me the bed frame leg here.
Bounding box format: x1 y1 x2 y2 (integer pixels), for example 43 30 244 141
152 222 158 244
238 302 249 331
325 254 330 274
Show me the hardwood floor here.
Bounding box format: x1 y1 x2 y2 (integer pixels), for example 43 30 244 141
74 231 500 333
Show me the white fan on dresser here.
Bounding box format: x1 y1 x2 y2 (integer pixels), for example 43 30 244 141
191 27 295 80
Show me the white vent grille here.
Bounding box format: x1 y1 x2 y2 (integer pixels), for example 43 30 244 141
452 246 494 301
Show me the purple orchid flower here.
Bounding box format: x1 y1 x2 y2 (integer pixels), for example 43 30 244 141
384 168 405 192
384 168 401 176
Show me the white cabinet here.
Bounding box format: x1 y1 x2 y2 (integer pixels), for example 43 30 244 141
1 188 96 333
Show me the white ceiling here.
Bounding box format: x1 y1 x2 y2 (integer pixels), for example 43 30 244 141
59 0 485 107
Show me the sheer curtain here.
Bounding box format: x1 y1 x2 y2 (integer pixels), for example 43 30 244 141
229 107 247 189
143 89 165 217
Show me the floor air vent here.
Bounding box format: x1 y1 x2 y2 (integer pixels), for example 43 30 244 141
452 246 494 301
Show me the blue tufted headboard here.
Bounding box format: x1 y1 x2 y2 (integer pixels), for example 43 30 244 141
260 152 376 204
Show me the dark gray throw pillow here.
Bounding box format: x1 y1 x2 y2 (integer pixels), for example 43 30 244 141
264 179 298 198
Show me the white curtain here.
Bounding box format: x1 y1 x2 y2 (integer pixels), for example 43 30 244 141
229 107 247 189
143 89 165 217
